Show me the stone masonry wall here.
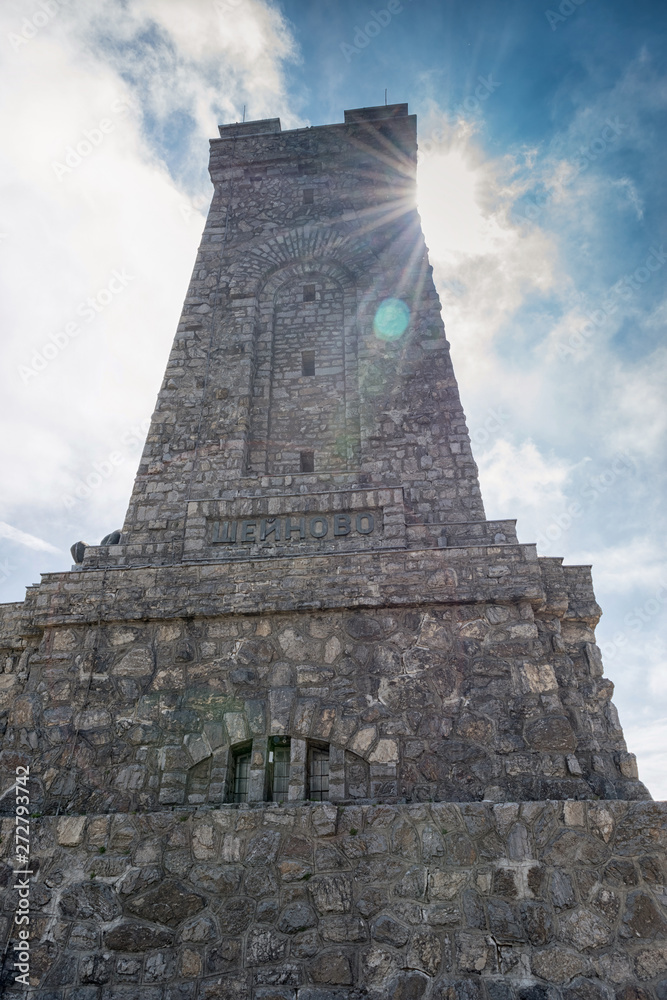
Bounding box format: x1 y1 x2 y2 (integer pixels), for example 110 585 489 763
1 801 666 997
0 571 647 815
119 108 486 556
1 105 660 999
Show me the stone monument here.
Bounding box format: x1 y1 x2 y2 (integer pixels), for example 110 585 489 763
0 103 664 999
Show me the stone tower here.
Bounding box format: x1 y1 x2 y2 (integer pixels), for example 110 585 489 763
1 104 665 999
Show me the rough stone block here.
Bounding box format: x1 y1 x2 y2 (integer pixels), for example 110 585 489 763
56 816 86 846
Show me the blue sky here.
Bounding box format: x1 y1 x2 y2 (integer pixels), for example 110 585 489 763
0 0 665 794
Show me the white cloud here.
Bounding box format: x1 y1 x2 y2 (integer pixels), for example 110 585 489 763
0 521 61 554
624 718 667 800
418 145 507 262
575 539 667 594
58 0 301 182
477 438 574 510
0 0 300 596
417 121 558 389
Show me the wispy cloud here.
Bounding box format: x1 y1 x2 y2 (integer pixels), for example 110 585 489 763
0 521 61 554
0 0 301 584
477 439 575 511
624 717 667 799
59 0 302 187
575 540 666 593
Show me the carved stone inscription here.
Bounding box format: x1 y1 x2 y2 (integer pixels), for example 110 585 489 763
211 511 376 545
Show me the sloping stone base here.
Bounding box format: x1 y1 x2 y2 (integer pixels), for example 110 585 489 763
1 801 665 998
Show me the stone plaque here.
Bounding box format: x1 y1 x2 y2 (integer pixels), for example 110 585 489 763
210 511 376 546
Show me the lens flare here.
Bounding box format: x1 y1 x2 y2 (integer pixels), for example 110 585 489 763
373 298 410 340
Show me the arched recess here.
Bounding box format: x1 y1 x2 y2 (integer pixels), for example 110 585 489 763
160 734 373 807
247 258 361 475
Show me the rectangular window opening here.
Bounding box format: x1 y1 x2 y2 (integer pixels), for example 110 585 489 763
300 450 314 473
303 188 314 205
302 350 315 376
309 745 329 801
232 749 251 803
270 736 290 801
303 284 316 302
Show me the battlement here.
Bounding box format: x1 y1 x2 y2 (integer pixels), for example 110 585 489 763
218 116 282 138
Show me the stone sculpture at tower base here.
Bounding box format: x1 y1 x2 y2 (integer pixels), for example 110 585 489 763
0 103 663 999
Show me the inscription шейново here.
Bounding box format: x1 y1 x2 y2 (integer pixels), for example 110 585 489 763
211 512 376 545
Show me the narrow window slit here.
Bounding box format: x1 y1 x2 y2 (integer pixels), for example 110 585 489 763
303 188 314 204
303 284 316 302
309 745 329 801
302 350 315 376
270 736 290 801
300 450 314 473
232 748 251 803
